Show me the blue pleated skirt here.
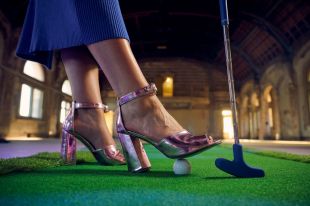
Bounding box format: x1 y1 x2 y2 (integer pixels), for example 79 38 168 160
16 0 129 69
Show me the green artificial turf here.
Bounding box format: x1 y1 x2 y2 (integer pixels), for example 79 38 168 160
248 150 310 163
0 151 94 175
1 145 309 176
221 143 310 163
0 145 310 206
0 152 62 175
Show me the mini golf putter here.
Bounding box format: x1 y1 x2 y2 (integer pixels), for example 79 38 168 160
215 0 264 178
215 144 265 178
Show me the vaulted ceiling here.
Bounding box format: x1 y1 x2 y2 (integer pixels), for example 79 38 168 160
121 0 310 82
0 0 310 84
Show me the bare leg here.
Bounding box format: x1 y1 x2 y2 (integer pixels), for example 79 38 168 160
61 46 115 148
87 39 183 142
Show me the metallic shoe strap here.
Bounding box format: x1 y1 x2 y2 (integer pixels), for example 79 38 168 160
73 101 109 112
71 101 109 132
118 83 157 106
104 145 124 160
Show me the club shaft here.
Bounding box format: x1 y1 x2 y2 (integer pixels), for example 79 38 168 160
222 25 239 144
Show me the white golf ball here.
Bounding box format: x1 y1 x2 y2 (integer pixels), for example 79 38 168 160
173 159 191 175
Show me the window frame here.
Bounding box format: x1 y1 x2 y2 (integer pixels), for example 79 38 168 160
59 100 71 124
18 83 44 120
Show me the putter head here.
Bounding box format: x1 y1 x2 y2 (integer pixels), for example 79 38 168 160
215 144 265 178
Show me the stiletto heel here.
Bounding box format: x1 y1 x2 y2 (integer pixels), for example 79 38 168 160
61 101 126 165
61 129 77 165
116 83 222 171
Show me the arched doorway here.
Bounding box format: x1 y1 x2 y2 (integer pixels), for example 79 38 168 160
262 85 280 140
240 96 250 138
250 93 260 139
222 110 234 139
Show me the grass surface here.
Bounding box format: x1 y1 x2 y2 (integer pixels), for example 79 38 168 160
222 143 310 163
0 145 310 206
249 150 310 163
0 151 94 175
0 152 62 175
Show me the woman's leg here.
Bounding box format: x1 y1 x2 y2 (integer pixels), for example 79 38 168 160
87 39 183 142
61 46 116 148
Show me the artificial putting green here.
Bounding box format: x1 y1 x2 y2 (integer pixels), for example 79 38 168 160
0 145 309 206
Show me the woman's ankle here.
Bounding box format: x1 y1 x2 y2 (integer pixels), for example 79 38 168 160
73 109 116 147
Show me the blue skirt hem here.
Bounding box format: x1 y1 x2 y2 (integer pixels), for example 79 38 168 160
16 0 130 69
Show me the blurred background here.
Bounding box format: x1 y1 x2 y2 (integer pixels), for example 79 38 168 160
0 0 309 149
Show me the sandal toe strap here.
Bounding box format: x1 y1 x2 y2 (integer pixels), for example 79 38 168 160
165 132 214 146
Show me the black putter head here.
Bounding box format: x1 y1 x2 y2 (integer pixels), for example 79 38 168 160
215 144 265 178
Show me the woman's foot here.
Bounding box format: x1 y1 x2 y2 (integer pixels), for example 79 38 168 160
72 108 126 164
73 108 116 149
121 95 186 143
115 84 219 173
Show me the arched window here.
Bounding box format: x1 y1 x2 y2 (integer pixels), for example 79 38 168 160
61 80 72 96
19 61 45 118
162 76 173 97
23 61 45 82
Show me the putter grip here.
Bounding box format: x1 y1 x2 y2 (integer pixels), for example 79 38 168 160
219 0 229 26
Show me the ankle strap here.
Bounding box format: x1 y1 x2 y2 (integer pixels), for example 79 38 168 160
118 83 157 106
72 101 109 112
70 102 109 132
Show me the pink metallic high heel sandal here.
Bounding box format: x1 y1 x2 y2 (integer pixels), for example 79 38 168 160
61 101 126 165
117 83 222 172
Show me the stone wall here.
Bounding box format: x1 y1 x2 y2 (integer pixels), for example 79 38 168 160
238 40 310 140
293 41 310 139
0 16 71 138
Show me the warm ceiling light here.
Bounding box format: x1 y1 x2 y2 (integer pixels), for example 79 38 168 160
157 45 167 50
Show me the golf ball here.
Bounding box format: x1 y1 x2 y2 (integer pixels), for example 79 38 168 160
173 159 191 175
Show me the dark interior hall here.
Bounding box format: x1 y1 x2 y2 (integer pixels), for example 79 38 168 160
0 0 309 140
